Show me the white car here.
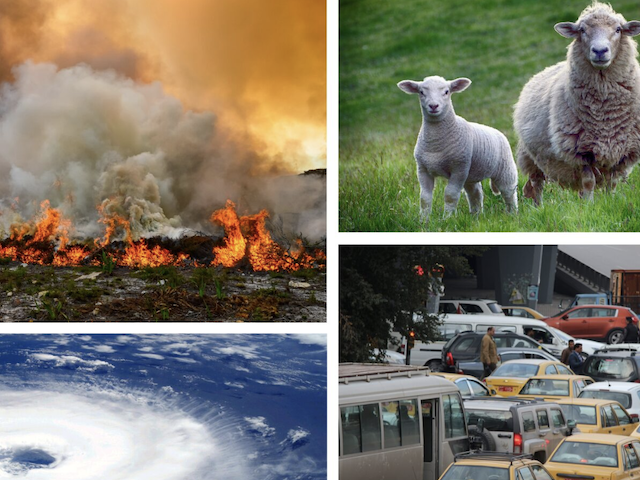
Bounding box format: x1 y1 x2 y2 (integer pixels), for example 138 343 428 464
578 381 640 420
371 349 406 365
548 326 605 356
438 299 504 315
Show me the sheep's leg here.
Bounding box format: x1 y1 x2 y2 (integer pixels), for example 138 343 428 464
416 163 434 223
517 144 544 206
580 166 596 201
463 182 483 215
443 175 465 218
498 184 518 214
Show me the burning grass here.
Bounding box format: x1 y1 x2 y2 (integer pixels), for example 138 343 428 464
0 264 325 322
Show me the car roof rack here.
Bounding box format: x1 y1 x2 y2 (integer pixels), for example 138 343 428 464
595 347 638 355
454 451 534 464
463 396 550 406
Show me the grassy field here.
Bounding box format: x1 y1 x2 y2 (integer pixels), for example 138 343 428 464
339 0 640 231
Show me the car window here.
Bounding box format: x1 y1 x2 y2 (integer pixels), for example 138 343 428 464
461 303 484 314
493 363 539 378
592 308 616 318
439 324 472 340
465 409 513 431
537 409 550 428
545 365 557 375
556 364 573 375
522 411 536 432
488 303 503 314
518 466 535 480
612 404 632 425
551 441 617 466
584 357 635 379
625 443 640 469
632 442 640 466
575 379 590 395
500 353 524 362
521 378 569 396
550 408 565 427
452 338 478 355
567 308 589 319
455 379 471 397
398 399 420 446
341 403 381 454
441 465 509 480
530 464 554 480
468 379 490 396
560 404 597 425
580 390 632 409
443 394 466 438
603 405 618 427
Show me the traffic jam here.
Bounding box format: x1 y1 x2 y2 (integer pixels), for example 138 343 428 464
339 300 640 480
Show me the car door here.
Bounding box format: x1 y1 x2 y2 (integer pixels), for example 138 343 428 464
611 403 635 435
601 404 629 435
561 307 592 338
623 441 640 479
590 307 619 340
535 408 555 457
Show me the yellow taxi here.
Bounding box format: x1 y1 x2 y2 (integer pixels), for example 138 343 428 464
438 451 554 480
502 306 546 319
485 360 575 397
555 398 638 435
516 374 594 402
430 372 496 397
630 423 640 440
545 433 640 480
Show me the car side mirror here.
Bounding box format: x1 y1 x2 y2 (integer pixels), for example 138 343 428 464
633 417 639 424
489 389 497 396
566 419 576 434
562 315 569 320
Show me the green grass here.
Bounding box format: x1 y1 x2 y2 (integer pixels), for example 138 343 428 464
339 0 640 231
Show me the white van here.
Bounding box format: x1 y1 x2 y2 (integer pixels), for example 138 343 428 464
339 363 469 480
395 314 569 368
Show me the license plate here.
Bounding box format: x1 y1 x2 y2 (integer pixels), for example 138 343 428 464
499 386 513 392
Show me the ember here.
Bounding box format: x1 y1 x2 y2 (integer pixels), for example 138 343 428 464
0 200 325 272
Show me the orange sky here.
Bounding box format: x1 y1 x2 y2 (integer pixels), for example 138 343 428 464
0 0 326 172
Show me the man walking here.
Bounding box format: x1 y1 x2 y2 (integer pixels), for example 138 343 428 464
561 340 575 365
569 343 584 374
623 317 639 343
481 327 499 379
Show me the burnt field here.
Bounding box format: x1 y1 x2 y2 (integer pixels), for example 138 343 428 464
0 262 325 322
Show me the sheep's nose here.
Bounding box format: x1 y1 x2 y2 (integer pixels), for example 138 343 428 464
591 46 609 56
428 104 439 111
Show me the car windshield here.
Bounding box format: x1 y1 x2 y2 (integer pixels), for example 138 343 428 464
520 378 569 396
559 404 597 425
465 409 513 431
440 465 509 480
488 303 503 314
584 358 635 379
551 441 617 467
550 327 573 342
492 363 539 378
579 390 632 409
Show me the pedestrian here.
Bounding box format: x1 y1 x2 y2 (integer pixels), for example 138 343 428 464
623 317 639 343
560 340 575 365
568 343 584 375
480 326 499 379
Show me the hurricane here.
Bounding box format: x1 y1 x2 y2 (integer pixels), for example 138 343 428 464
0 334 327 479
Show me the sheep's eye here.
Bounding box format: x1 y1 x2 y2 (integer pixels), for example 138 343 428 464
580 26 586 34
616 26 622 33
444 89 449 95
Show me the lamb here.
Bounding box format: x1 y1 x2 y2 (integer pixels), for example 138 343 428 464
397 76 518 224
514 1 640 204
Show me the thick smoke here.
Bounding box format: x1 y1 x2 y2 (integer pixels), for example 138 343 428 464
0 62 325 242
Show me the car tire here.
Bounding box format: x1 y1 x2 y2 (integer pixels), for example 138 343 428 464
607 329 624 344
426 360 443 372
468 426 496 451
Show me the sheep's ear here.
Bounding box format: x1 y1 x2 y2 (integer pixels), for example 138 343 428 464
397 80 420 94
622 21 640 37
555 22 580 38
450 78 471 93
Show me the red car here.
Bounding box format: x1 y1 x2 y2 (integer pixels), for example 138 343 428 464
543 305 639 344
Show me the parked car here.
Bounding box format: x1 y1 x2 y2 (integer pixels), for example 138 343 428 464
457 348 560 379
438 451 554 480
543 304 640 344
502 306 545 319
547 326 605 356
438 299 504 315
485 359 574 397
555 398 638 435
463 397 570 463
579 382 640 420
371 349 405 365
582 347 640 383
544 434 640 478
441 331 554 375
429 372 496 398
517 374 594 402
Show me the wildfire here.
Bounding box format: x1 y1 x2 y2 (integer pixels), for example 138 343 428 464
0 199 325 272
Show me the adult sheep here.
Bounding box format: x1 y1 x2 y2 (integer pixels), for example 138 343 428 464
514 1 640 204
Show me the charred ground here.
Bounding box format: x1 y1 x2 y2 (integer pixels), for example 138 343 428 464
0 262 325 322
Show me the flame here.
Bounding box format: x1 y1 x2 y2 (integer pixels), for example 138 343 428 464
0 199 324 271
210 201 325 271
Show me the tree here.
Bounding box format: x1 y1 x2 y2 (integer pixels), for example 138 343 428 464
339 246 487 362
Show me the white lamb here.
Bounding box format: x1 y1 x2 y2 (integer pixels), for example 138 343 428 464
514 1 640 204
397 76 518 224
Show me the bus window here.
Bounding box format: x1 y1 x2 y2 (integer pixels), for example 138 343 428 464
382 401 400 448
340 403 382 454
399 399 420 446
443 394 466 438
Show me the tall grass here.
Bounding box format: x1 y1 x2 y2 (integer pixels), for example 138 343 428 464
339 0 640 231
